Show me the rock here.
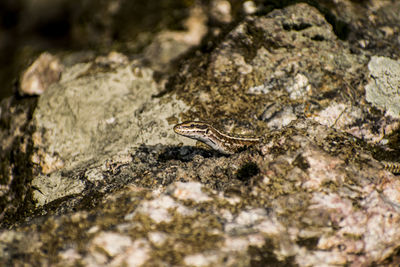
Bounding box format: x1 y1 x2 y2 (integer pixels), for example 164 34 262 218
1 2 400 267
365 56 400 118
143 6 207 73
19 52 63 96
29 57 191 206
32 172 85 206
0 96 37 224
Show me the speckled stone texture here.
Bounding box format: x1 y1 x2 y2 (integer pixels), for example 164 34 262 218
1 1 400 266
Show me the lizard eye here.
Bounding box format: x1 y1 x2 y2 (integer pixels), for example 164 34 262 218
190 124 195 127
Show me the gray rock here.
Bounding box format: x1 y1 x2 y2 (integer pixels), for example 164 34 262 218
30 55 191 206
32 172 85 206
366 56 400 118
1 2 400 267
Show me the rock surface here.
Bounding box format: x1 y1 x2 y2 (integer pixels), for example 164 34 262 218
365 56 400 118
1 1 400 266
19 52 63 96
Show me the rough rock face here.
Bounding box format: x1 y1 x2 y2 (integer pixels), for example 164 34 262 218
1 2 400 266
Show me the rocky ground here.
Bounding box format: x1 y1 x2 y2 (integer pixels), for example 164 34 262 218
1 1 400 266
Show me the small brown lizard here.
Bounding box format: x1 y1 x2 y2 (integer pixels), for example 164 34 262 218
381 161 400 174
173 121 400 175
173 121 260 155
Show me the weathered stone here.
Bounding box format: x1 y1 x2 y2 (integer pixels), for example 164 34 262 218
366 56 400 118
19 53 63 96
30 56 191 206
1 2 400 267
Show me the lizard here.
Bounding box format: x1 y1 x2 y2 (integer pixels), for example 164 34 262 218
173 121 260 155
173 121 400 174
380 161 400 174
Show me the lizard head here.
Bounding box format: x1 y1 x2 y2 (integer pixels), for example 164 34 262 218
173 121 211 139
173 121 223 152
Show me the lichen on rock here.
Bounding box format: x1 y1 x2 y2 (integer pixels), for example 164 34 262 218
1 1 400 267
366 56 400 118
